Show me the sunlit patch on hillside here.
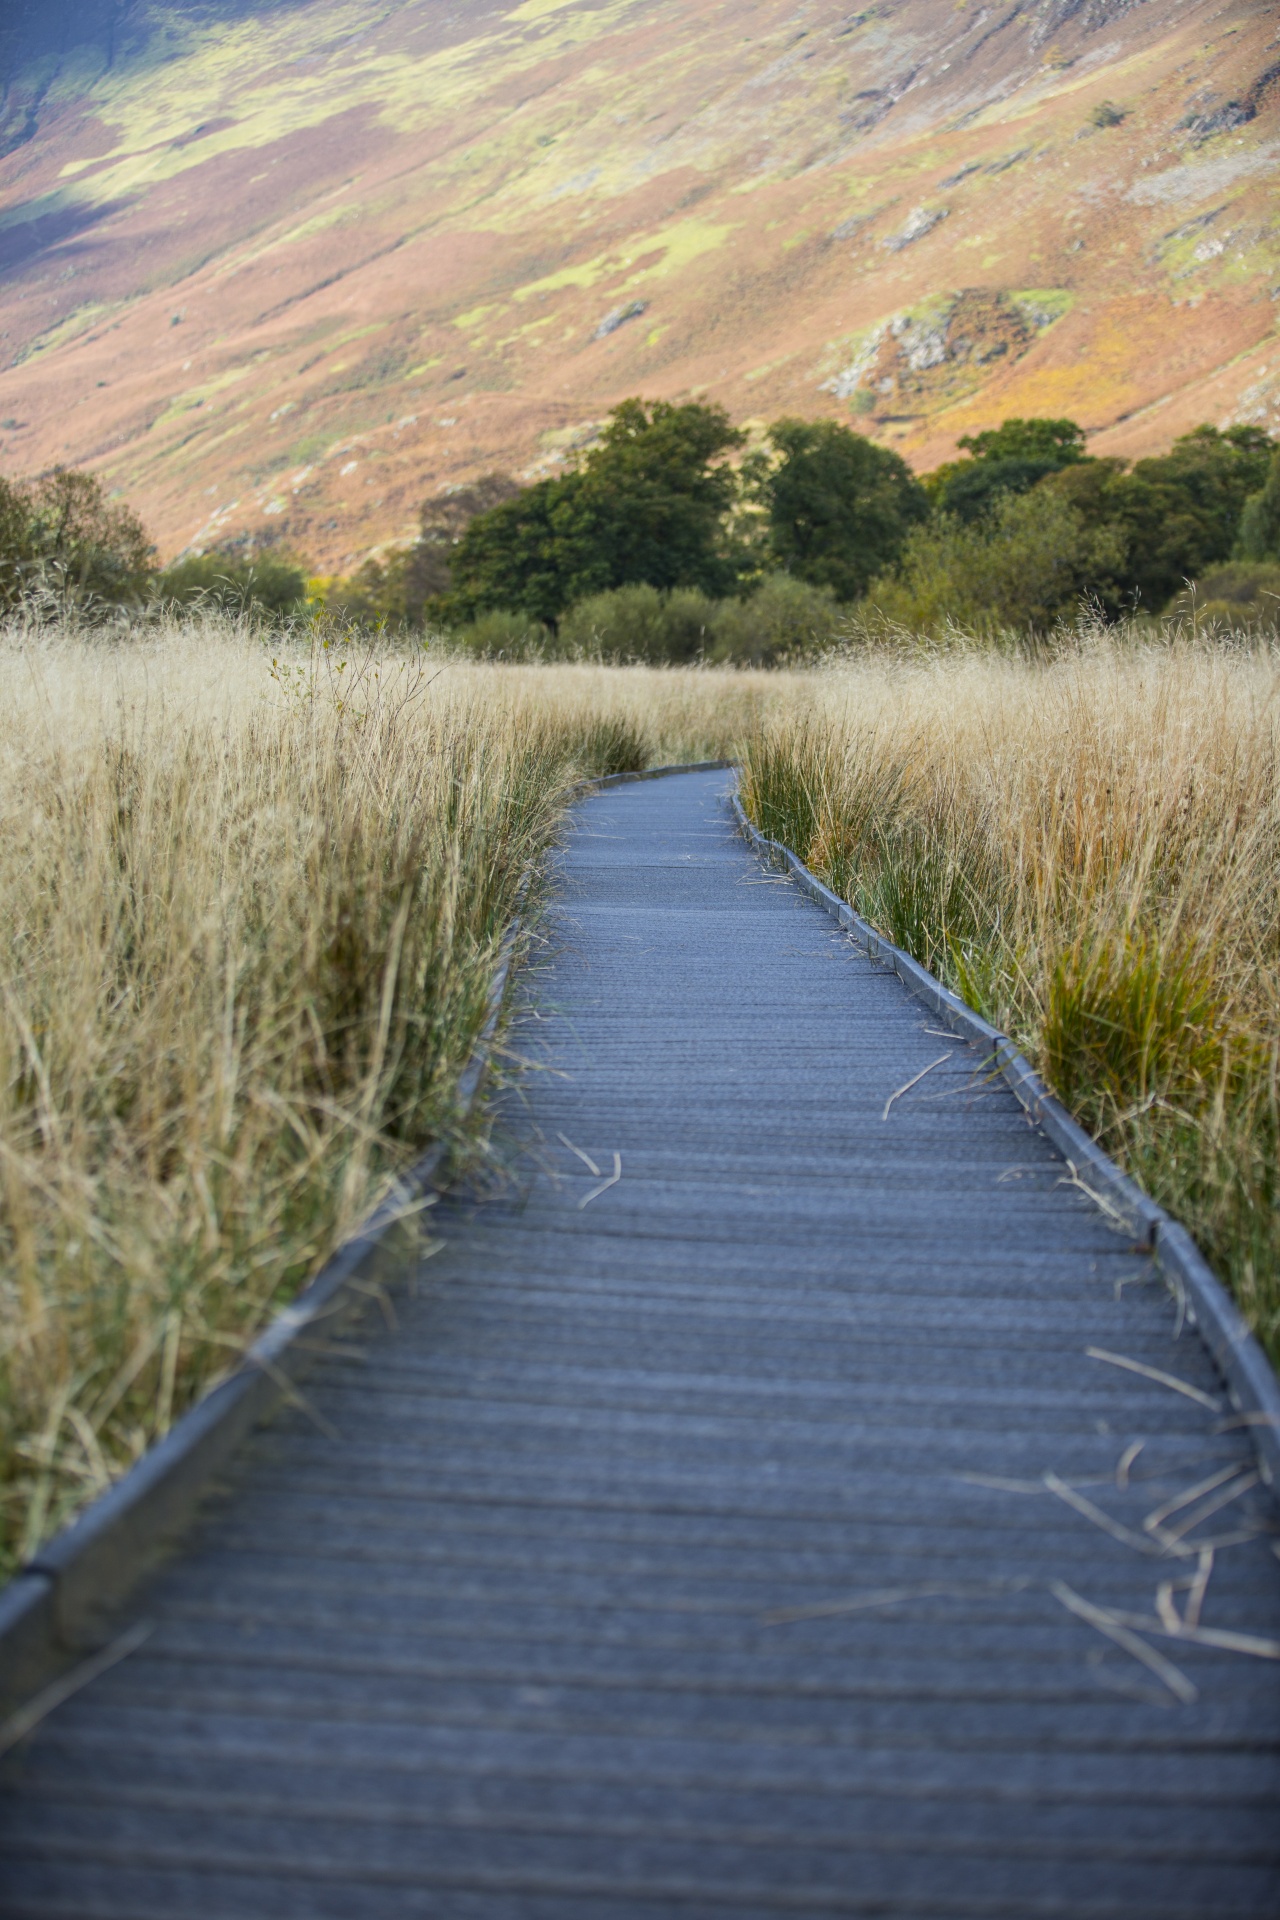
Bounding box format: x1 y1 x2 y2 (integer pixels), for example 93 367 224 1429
512 217 736 305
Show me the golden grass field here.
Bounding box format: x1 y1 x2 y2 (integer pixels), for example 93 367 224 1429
2 615 1278 1569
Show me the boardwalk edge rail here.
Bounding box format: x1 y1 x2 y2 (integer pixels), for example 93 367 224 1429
732 790 1280 1491
0 760 728 1720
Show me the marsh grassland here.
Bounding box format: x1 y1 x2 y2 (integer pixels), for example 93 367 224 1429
2 615 1278 1568
742 636 1280 1368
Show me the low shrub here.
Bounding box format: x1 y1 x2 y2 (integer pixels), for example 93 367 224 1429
468 575 848 667
558 583 715 663
453 607 552 658
707 573 845 665
862 487 1125 637
156 549 308 619
1169 562 1280 633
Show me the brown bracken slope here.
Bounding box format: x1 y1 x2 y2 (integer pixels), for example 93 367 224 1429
1 0 1278 569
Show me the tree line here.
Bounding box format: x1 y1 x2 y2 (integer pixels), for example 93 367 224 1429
325 401 1280 645
0 469 307 617
3 400 1278 648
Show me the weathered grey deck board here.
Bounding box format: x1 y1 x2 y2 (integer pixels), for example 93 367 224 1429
3 769 1279 1917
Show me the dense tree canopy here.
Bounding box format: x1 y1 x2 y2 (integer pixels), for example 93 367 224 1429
443 476 594 628
866 416 1280 632
958 418 1088 465
583 398 744 595
2 405 1273 649
404 473 523 615
442 400 744 625
1041 425 1274 611
757 420 928 602
1120 426 1272 607
1035 459 1134 615
929 416 1087 524
868 486 1126 634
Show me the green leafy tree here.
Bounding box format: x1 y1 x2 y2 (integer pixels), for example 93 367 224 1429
444 473 602 627
1036 458 1137 616
157 548 308 618
581 398 744 597
958 419 1088 464
1115 425 1273 608
0 475 35 609
443 400 744 626
24 467 154 604
1038 427 1275 612
0 468 155 608
1237 445 1280 563
402 473 522 619
927 417 1087 524
757 419 928 602
865 486 1125 635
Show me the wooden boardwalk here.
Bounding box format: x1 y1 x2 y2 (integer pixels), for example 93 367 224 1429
3 769 1279 1917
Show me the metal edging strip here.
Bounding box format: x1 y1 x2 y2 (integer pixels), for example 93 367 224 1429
0 762 727 1722
730 787 1280 1492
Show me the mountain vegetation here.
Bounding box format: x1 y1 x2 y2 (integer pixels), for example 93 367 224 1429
442 400 746 628
751 420 928 604
156 547 308 618
0 0 1276 569
873 421 1278 631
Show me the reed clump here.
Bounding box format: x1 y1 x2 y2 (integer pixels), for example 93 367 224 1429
740 634 1280 1362
0 611 798 1569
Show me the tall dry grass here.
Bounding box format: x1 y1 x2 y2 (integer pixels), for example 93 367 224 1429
0 609 799 1570
740 634 1280 1362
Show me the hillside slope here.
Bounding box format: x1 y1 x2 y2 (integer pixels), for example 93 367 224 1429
1 0 1277 568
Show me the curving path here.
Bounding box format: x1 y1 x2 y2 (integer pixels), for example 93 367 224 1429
3 769 1280 1917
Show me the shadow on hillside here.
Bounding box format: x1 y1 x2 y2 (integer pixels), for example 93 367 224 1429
0 195 130 278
